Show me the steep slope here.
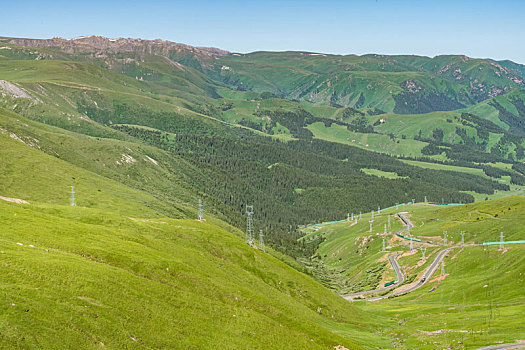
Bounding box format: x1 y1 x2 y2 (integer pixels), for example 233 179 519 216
0 201 379 349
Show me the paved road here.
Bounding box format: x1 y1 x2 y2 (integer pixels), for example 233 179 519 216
364 247 452 301
341 253 404 300
474 344 525 350
342 213 413 301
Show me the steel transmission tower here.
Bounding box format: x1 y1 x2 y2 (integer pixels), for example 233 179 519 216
499 232 504 250
382 238 386 251
443 231 448 246
347 213 350 222
441 261 446 276
198 199 203 221
460 231 465 247
259 230 265 252
246 205 254 246
369 219 374 232
384 224 387 234
388 215 391 230
70 186 76 206
420 247 427 260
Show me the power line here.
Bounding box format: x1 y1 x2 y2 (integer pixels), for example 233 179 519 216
420 247 427 261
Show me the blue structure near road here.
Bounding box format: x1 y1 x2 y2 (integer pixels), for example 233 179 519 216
482 240 525 246
309 201 465 230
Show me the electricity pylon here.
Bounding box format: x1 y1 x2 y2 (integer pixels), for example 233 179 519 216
246 205 254 246
70 186 76 206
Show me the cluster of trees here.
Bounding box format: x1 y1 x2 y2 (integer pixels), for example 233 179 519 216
347 116 374 133
414 112 525 163
489 100 525 137
393 90 464 114
254 108 342 139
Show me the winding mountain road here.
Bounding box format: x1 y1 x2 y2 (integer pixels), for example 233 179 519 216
364 247 451 301
341 253 404 301
343 211 451 301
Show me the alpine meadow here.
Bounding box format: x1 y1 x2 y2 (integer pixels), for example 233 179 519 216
1 6 525 349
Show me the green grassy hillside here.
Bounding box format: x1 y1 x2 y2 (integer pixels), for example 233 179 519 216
0 199 385 349
304 198 525 349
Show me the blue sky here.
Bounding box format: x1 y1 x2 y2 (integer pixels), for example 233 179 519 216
2 0 524 63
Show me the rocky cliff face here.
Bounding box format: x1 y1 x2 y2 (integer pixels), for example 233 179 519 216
8 35 229 57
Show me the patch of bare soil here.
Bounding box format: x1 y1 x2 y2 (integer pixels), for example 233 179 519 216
0 196 29 204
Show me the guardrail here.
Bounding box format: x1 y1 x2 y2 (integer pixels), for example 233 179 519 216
311 219 346 230
482 240 525 246
395 232 422 242
309 201 465 230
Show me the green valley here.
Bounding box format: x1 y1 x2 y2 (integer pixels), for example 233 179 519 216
1 34 524 349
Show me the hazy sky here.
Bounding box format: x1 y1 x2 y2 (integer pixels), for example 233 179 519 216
2 0 524 63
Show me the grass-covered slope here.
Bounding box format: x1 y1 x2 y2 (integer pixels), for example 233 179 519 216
0 200 382 349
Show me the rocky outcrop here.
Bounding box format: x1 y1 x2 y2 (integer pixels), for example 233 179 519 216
8 35 229 57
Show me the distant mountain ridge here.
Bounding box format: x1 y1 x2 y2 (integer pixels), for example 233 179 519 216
5 35 524 113
7 35 229 56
